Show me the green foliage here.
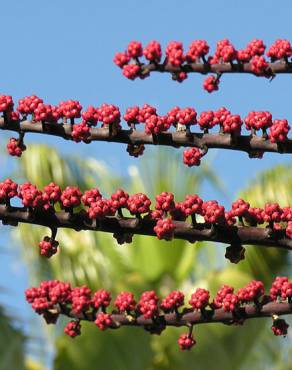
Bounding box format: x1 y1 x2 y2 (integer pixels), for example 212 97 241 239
0 306 25 370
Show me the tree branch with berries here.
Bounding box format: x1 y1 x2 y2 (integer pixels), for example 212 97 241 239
1 178 291 262
114 39 292 92
0 95 291 166
25 277 292 351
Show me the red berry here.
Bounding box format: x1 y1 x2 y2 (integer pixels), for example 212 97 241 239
246 39 266 57
138 104 157 123
0 95 14 112
155 192 175 212
114 292 136 312
143 41 162 62
198 111 217 131
281 281 292 300
122 64 140 80
127 41 143 58
123 106 140 125
113 52 130 68
202 200 225 223
186 40 209 62
87 198 116 219
176 107 197 126
183 147 203 167
269 119 290 143
167 106 181 126
59 100 82 120
237 49 252 62
160 291 184 312
231 199 250 217
127 193 151 215
43 182 62 204
154 218 175 240
203 75 219 93
145 115 170 135
95 312 113 330
286 221 292 239
82 106 99 125
267 39 292 60
60 186 82 209
7 137 26 157
166 41 185 67
270 277 288 301
111 189 129 209
71 286 92 314
82 188 102 206
247 207 265 224
18 182 44 208
98 103 121 127
92 289 111 310
72 122 91 143
189 288 210 310
237 280 264 303
64 320 81 338
49 281 72 304
33 103 53 122
181 194 203 216
264 203 283 223
17 95 43 116
245 111 273 131
212 285 234 309
178 333 196 350
39 236 59 258
138 290 159 319
251 55 269 76
222 114 242 135
0 178 18 203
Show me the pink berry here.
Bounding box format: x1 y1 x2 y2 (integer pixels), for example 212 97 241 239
183 147 203 167
143 41 162 62
39 236 59 258
64 320 81 338
92 289 111 310
154 218 175 240
189 288 210 310
7 137 26 157
160 291 184 312
122 64 140 80
95 312 113 330
203 75 219 93
178 333 196 350
114 292 136 312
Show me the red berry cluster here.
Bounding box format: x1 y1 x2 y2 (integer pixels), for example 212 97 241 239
25 277 292 348
114 39 292 92
0 95 124 155
39 237 59 258
270 277 292 301
138 291 159 319
1 179 292 255
1 96 291 162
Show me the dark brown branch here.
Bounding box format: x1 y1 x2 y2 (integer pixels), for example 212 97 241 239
59 301 292 328
139 60 292 76
0 118 291 155
1 205 291 250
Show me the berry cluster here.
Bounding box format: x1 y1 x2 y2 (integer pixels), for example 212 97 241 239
0 94 123 156
114 39 292 92
0 178 291 256
25 277 292 350
1 96 291 163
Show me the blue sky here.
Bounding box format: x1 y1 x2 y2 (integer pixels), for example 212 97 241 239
0 0 292 366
